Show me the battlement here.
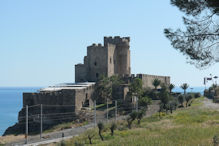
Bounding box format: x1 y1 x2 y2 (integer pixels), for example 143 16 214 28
104 36 130 47
87 43 105 49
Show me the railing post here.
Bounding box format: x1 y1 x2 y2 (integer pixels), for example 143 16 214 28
40 104 43 140
25 105 28 144
94 100 96 127
115 100 117 122
107 99 109 122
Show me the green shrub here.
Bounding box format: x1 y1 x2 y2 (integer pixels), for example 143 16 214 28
97 122 104 141
213 135 219 146
110 122 117 136
194 93 201 98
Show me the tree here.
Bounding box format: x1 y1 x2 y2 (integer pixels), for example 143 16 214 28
138 96 152 109
94 75 123 104
127 111 138 129
159 103 164 118
110 122 117 136
178 95 185 107
185 94 193 107
137 110 145 125
169 84 175 93
129 78 143 99
152 79 161 90
181 83 189 95
164 0 219 68
97 122 104 141
85 129 95 144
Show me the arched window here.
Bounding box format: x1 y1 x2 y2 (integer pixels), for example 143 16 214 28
110 57 112 64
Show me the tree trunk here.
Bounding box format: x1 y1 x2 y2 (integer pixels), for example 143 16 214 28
111 129 114 136
88 136 92 144
138 119 140 125
99 131 104 141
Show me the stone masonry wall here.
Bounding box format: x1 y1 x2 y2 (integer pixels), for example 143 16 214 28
137 74 170 89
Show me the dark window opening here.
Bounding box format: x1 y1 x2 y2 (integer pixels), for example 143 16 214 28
96 73 99 78
94 61 97 66
83 93 89 107
110 57 112 64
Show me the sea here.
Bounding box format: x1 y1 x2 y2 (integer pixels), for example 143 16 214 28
0 86 205 136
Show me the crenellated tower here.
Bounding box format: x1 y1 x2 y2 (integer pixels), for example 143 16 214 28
75 36 131 82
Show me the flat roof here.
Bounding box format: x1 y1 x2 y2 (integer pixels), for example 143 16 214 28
39 82 95 92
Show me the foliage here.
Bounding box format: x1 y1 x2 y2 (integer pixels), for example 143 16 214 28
129 78 143 98
138 96 152 109
194 93 201 98
127 111 138 129
169 84 175 93
178 95 185 107
152 79 161 90
97 122 104 141
84 129 95 144
185 94 193 107
94 75 123 104
159 85 170 105
164 0 219 68
137 110 145 125
110 123 117 136
159 103 165 118
181 83 189 95
213 135 219 146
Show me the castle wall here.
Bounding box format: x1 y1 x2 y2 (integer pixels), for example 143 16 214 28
75 64 87 82
107 44 116 77
23 90 76 108
87 44 108 81
137 74 170 89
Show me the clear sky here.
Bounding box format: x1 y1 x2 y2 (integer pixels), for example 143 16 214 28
0 0 218 87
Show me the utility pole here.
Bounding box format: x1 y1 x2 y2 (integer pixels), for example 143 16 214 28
25 105 28 144
40 104 43 140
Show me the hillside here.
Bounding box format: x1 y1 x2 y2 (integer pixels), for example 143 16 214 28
51 97 219 146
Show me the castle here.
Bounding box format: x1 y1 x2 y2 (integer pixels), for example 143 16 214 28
4 36 170 135
75 36 131 82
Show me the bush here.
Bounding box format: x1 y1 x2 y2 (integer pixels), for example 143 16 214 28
213 135 219 146
185 94 193 107
84 129 95 144
137 110 145 125
127 111 138 129
194 93 201 98
110 122 117 136
97 122 104 141
178 95 184 107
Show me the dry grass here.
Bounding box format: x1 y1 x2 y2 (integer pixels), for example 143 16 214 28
0 134 25 144
55 97 219 146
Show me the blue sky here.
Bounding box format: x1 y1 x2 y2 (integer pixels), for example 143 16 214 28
0 0 218 87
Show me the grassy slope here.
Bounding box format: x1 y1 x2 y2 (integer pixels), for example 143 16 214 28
56 97 219 146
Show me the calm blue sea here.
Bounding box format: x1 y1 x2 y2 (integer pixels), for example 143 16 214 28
0 86 205 136
0 87 41 136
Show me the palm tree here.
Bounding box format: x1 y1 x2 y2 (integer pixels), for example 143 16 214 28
152 79 161 90
169 84 175 93
181 83 189 95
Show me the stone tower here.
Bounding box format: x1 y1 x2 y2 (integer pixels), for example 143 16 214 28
75 36 131 82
